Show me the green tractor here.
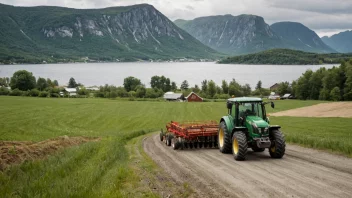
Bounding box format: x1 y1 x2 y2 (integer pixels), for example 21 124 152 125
218 97 285 161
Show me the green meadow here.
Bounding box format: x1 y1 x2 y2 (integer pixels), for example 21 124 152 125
0 96 351 197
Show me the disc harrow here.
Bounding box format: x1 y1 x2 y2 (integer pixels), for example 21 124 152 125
160 121 219 150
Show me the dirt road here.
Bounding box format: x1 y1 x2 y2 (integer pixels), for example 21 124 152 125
271 102 352 117
144 134 352 198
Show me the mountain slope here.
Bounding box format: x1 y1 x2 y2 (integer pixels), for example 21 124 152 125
0 3 220 63
174 15 284 55
270 22 336 53
175 16 336 55
322 31 352 53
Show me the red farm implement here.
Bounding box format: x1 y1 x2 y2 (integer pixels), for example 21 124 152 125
160 121 219 150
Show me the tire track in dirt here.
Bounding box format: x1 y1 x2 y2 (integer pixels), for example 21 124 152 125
144 134 352 198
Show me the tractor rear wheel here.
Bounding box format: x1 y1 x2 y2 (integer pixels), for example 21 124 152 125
232 131 248 161
218 122 232 153
269 129 286 158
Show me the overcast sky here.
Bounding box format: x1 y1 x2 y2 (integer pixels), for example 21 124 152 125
1 0 351 37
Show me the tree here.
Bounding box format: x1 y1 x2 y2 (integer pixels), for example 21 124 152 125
330 87 341 101
255 80 262 90
192 84 200 93
181 80 189 90
221 80 229 94
10 70 36 91
241 84 252 96
0 78 7 86
36 77 48 91
136 85 146 98
171 82 177 91
295 70 313 100
68 77 78 88
228 79 243 97
123 76 141 92
201 80 208 92
344 62 352 100
53 80 59 86
207 80 216 98
150 75 171 92
277 82 291 96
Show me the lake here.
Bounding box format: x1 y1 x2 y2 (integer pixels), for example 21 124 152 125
0 62 336 88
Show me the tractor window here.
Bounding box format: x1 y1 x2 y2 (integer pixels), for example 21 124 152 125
238 102 264 118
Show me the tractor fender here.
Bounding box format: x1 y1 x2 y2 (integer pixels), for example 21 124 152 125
220 116 234 134
269 125 281 132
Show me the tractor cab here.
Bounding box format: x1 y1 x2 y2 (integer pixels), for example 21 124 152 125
226 97 274 129
219 97 285 161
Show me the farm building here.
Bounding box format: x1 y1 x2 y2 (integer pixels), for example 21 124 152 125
163 92 185 101
186 92 203 102
270 83 279 91
63 88 77 96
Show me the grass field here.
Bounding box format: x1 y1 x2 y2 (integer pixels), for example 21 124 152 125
0 96 351 197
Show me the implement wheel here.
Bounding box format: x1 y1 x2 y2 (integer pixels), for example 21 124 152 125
166 135 172 146
159 131 164 141
171 137 180 150
269 129 286 158
232 131 248 161
218 121 232 153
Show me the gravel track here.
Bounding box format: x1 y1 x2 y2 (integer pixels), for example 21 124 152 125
144 134 352 198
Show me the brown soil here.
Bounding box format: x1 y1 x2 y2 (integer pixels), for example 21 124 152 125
0 136 99 171
144 134 352 198
272 102 352 117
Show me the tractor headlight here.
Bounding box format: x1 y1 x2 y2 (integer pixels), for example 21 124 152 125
251 123 260 134
264 127 269 133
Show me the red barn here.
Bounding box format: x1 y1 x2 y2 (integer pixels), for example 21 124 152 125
186 92 203 102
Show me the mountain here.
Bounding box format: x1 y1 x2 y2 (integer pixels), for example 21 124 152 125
270 22 336 53
174 15 284 55
175 16 336 55
322 31 352 53
218 49 352 65
0 3 220 63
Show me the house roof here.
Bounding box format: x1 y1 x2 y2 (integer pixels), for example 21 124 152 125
164 93 183 100
270 83 279 88
185 92 203 100
64 88 77 92
227 97 262 103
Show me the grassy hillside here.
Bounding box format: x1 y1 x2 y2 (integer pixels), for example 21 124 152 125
218 49 352 65
0 97 351 197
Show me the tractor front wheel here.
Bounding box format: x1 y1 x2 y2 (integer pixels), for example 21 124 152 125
269 129 286 158
232 131 248 161
218 121 232 153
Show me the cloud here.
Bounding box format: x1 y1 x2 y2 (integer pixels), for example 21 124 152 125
0 0 351 36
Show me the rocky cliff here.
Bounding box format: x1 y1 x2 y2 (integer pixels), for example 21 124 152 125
175 15 284 55
175 15 336 55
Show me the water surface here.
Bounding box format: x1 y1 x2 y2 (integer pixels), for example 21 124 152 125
0 62 336 88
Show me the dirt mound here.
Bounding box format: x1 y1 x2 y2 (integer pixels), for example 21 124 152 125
272 102 352 117
0 136 100 171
